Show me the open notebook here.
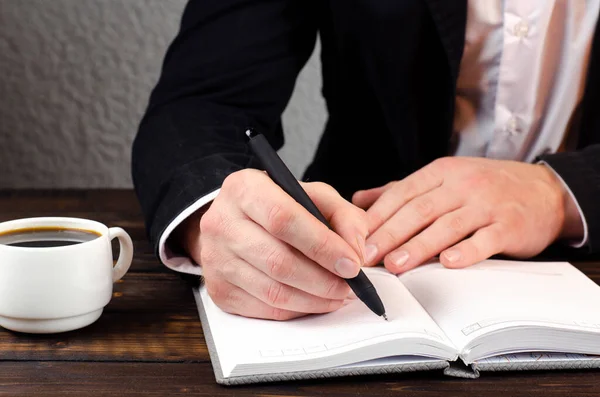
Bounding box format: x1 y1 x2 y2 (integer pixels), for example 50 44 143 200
193 260 600 385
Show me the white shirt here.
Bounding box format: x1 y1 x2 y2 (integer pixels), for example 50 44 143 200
453 0 599 161
159 0 597 274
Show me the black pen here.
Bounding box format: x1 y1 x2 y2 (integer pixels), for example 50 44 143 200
245 129 388 321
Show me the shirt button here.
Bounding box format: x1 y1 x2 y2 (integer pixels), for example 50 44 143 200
506 116 519 135
513 20 529 38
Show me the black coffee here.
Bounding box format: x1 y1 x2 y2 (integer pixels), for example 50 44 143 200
0 227 101 248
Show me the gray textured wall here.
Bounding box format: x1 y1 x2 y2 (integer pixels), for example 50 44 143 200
0 0 325 188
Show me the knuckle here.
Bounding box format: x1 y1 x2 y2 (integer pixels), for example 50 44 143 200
420 167 439 186
308 233 332 262
355 207 368 222
479 203 494 224
412 196 435 220
383 181 397 190
265 281 289 307
354 208 370 234
265 249 295 280
200 208 236 240
367 210 386 230
400 180 418 198
432 156 456 172
463 174 481 190
199 210 220 235
326 299 343 313
448 215 466 236
222 170 246 195
410 237 431 257
333 206 369 238
306 181 336 196
486 224 502 240
465 242 481 263
483 226 504 252
382 227 401 246
322 277 346 300
222 169 265 201
464 169 494 191
266 204 295 237
270 307 290 321
443 245 474 268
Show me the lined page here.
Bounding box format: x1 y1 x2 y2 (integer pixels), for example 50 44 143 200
400 260 600 350
200 267 452 377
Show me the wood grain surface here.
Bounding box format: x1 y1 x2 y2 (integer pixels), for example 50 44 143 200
0 190 599 396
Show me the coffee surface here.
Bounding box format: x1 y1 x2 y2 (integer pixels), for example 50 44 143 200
0 227 100 248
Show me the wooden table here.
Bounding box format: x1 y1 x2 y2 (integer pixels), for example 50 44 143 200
1 190 599 396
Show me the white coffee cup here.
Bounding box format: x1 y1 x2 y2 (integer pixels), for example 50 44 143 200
0 217 133 334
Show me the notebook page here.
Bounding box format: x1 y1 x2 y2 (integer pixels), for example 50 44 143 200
199 267 453 377
400 260 600 351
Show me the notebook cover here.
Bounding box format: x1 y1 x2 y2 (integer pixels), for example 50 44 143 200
472 353 600 375
192 288 449 385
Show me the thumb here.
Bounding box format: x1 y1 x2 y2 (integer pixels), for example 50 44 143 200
302 182 369 265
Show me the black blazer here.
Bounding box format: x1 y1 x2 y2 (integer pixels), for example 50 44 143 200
132 0 600 258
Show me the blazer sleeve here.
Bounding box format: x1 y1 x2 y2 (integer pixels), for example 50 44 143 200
131 0 319 254
541 145 600 253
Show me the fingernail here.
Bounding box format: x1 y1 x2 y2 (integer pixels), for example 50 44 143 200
365 244 378 263
390 251 409 268
335 258 360 278
444 249 461 263
347 290 358 300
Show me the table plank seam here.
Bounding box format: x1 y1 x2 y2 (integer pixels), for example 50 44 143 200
0 359 211 364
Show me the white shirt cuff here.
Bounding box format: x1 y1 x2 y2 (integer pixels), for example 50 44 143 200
158 189 221 275
539 161 589 248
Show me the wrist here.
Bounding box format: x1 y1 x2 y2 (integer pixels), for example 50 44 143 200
172 207 206 260
560 189 585 241
539 164 584 241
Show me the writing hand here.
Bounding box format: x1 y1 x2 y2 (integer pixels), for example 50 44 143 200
182 169 368 320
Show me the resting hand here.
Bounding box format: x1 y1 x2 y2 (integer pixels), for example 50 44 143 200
353 157 584 273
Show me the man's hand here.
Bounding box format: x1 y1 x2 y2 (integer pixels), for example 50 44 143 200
181 169 368 321
353 157 584 274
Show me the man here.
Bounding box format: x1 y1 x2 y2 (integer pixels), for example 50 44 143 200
132 1 600 321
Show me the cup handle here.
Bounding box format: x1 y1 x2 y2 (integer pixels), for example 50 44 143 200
108 227 134 283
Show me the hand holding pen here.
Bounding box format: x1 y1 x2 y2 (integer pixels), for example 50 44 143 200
246 129 387 320
179 131 386 321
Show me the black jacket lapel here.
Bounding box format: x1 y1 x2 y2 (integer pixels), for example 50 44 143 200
423 0 467 82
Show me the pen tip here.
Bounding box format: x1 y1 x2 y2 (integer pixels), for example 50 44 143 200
382 313 388 321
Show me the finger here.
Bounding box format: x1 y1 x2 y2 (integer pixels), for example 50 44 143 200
366 165 442 234
351 182 395 210
234 171 362 279
302 182 369 263
220 257 345 314
229 219 351 300
439 223 506 269
382 206 489 274
365 187 461 266
206 279 305 321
